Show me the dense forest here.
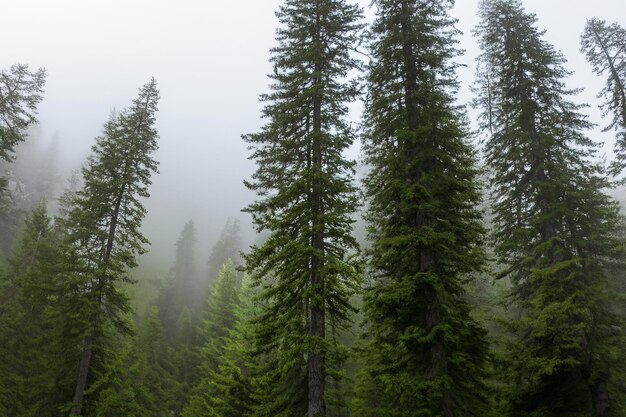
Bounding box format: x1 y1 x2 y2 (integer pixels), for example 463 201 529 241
1 0 626 416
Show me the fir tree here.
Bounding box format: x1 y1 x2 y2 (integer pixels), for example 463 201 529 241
0 64 46 162
157 220 199 341
0 64 46 255
199 260 240 373
581 18 626 178
353 1 492 416
61 79 160 416
475 1 625 415
182 271 255 417
207 218 243 283
243 1 363 415
0 202 66 417
94 308 180 417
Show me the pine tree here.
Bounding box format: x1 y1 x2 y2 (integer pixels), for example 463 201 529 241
0 64 46 162
0 202 70 417
158 220 198 341
475 1 625 415
581 18 626 178
61 79 160 416
182 272 255 417
243 1 362 415
207 218 243 283
94 308 180 417
200 260 241 373
0 64 46 255
352 1 492 416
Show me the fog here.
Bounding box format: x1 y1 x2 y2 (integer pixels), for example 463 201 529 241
2 0 624 271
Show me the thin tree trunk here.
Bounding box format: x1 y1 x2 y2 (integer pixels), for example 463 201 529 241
69 336 93 416
69 187 125 416
308 3 325 414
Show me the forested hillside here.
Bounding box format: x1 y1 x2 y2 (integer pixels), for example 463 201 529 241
1 1 625 416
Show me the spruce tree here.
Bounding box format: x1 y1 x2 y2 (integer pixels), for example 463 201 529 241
0 64 46 162
475 1 625 415
207 218 243 283
0 64 46 255
581 18 626 177
0 202 66 417
198 260 240 374
243 1 362 415
158 220 199 341
182 271 255 417
61 79 160 416
94 308 180 417
353 1 492 416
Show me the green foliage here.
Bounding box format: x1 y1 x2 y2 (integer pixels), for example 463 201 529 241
0 64 46 162
58 79 161 414
199 260 241 374
182 273 255 417
208 218 243 283
475 1 626 415
243 0 363 414
353 1 493 416
0 202 71 417
93 308 181 417
581 18 626 178
158 220 199 341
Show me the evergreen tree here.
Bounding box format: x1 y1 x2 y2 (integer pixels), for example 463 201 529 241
475 1 625 415
0 64 46 162
199 260 241 373
243 1 363 415
581 18 626 178
0 202 64 417
207 218 242 283
157 220 198 340
0 64 46 255
60 79 160 416
94 308 180 417
182 271 255 417
353 1 492 416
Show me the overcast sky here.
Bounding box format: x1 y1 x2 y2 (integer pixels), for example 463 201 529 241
2 0 625 268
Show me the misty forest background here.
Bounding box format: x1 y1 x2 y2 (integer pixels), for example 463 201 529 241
2 0 626 416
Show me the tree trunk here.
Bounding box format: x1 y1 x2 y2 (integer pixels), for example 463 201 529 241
308 3 326 414
592 381 611 417
69 336 93 416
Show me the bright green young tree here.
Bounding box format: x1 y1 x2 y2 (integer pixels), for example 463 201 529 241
61 79 160 416
182 269 256 417
353 1 492 416
243 1 363 415
581 18 626 178
94 307 180 417
475 1 625 415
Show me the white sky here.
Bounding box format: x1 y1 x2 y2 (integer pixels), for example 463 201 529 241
2 0 625 267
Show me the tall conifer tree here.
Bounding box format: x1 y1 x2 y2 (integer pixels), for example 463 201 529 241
158 220 198 340
354 1 492 416
0 64 46 162
475 1 625 415
62 79 160 416
581 18 626 177
243 1 362 415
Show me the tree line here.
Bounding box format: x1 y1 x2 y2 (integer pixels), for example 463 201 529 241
1 0 626 416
